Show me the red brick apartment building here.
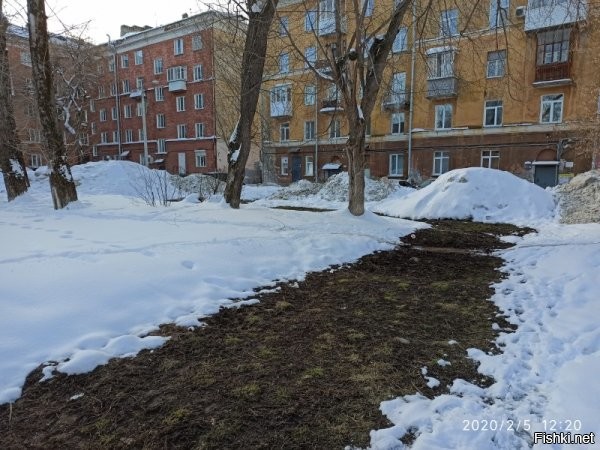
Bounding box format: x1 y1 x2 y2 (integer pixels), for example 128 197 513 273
90 11 248 177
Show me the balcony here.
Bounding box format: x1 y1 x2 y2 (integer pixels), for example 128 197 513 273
534 61 572 86
525 0 587 31
383 93 409 111
168 80 187 92
426 77 458 99
270 101 292 118
320 98 343 112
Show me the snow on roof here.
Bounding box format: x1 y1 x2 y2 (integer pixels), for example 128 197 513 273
425 45 457 55
322 163 342 170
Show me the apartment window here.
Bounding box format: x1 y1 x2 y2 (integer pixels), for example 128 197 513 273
440 9 458 37
100 132 109 143
537 28 570 65
167 66 187 81
157 139 166 154
177 124 187 139
305 10 316 31
428 51 454 78
391 112 405 135
193 64 204 81
78 133 89 146
90 122 96 134
392 27 408 53
30 154 42 168
138 128 145 141
121 54 129 68
24 102 35 117
490 0 509 28
112 131 119 143
389 72 406 103
304 85 316 105
484 100 503 127
111 107 118 120
155 86 164 101
125 129 133 143
108 58 115 72
137 102 144 117
435 104 452 129
329 119 341 139
27 128 41 142
195 122 205 138
89 99 95 112
110 83 117 96
305 120 316 140
433 151 450 175
122 79 130 94
280 16 289 36
540 94 563 123
389 154 404 176
121 104 131 119
99 109 107 122
174 38 184 55
176 96 186 112
192 35 203 51
305 46 317 68
194 93 205 109
136 77 144 90
487 50 506 78
92 146 98 157
98 86 105 98
364 0 374 16
156 113 166 128
305 156 314 176
154 58 163 74
280 122 290 142
194 150 207 168
281 156 289 175
279 52 290 74
134 50 143 65
481 150 500 169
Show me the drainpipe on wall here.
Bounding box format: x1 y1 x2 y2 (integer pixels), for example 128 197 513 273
107 34 122 158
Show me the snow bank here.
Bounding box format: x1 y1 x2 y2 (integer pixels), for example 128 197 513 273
317 172 401 202
555 170 600 224
373 168 556 225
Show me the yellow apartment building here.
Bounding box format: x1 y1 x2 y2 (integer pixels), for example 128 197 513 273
262 0 596 187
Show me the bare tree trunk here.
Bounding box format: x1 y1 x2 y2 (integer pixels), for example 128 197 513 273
0 3 30 201
224 0 279 208
27 0 77 209
346 120 366 215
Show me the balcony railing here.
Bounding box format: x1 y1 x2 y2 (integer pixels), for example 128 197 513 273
426 76 458 99
383 93 409 111
535 61 571 83
168 80 187 92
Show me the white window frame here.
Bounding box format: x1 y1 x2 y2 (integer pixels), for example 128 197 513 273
329 119 341 139
123 104 132 118
195 150 207 168
281 156 289 175
167 66 187 81
176 96 186 112
304 47 317 68
195 122 205 138
489 0 509 28
481 150 500 169
138 128 145 141
193 64 204 81
540 94 564 124
435 104 452 130
134 50 143 65
280 122 290 142
154 58 163 74
192 35 203 51
391 112 405 135
112 131 118 143
279 52 290 74
100 132 108 143
440 9 458 37
156 113 166 128
174 38 184 55
155 86 164 101
30 153 42 168
304 85 316 105
305 155 314 176
157 139 167 154
433 151 450 175
392 27 408 53
122 79 130 94
389 153 404 176
125 129 133 143
194 93 204 110
99 109 107 122
484 100 503 127
136 102 144 117
304 120 316 140
111 106 118 120
177 124 187 139
487 50 506 78
428 51 454 79
120 54 129 68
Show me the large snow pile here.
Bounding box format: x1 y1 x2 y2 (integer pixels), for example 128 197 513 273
554 170 600 224
317 172 401 202
270 179 321 199
170 173 225 199
373 168 556 225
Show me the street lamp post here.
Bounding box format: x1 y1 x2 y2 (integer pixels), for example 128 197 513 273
140 81 149 166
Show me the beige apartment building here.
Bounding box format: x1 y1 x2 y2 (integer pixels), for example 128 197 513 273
262 0 597 187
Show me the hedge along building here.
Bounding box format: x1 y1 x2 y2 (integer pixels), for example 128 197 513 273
262 0 595 188
89 11 261 180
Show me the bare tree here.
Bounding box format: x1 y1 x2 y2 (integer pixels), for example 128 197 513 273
224 0 280 208
0 1 29 201
26 0 77 209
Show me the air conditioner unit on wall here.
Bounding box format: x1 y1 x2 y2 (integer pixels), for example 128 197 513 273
515 6 526 19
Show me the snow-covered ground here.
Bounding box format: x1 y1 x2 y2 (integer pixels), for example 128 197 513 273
1 162 599 449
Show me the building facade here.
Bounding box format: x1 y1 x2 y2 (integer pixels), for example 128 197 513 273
89 12 257 179
263 0 597 187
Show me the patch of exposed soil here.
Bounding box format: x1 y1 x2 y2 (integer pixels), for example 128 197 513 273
0 221 526 450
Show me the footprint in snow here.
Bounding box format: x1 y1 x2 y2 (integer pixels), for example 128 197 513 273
181 260 195 270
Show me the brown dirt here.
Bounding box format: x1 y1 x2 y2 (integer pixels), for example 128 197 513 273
0 220 527 450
